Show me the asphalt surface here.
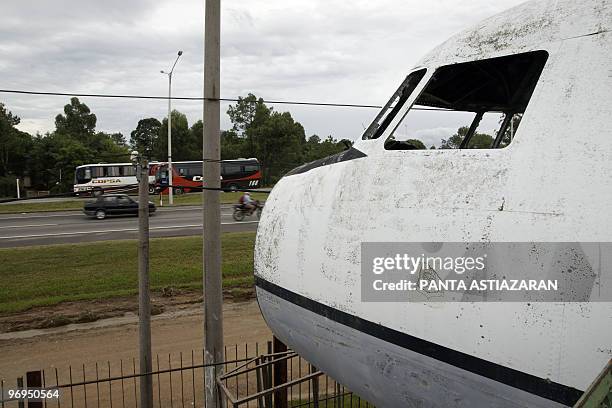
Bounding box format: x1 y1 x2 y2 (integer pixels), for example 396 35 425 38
0 205 258 248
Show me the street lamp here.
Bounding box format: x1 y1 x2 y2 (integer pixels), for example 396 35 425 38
160 50 183 205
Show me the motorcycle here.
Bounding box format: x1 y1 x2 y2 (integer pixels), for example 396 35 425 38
232 200 263 221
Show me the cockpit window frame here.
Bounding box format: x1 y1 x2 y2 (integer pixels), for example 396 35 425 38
365 50 549 151
362 68 427 141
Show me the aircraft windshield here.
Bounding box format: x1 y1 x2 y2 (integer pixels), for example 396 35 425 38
381 50 548 149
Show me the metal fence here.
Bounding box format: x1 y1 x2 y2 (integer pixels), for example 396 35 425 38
1 340 373 408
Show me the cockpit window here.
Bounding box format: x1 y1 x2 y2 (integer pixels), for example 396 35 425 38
381 50 548 150
362 69 427 140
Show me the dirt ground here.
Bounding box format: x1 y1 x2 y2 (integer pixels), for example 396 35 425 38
0 287 255 333
0 299 272 403
0 296 353 408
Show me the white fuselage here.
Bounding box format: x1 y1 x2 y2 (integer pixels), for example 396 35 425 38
255 0 612 407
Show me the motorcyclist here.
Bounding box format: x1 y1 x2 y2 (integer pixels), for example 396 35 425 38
239 192 256 215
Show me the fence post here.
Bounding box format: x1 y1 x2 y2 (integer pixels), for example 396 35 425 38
272 337 287 408
263 342 273 408
255 356 264 408
16 377 23 408
25 371 42 408
311 366 319 408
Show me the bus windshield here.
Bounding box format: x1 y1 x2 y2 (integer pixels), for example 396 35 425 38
75 167 92 184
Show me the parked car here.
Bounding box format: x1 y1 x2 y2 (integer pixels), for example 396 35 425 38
83 194 156 220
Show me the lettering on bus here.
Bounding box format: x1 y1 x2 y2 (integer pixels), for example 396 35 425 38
92 179 122 184
192 176 223 182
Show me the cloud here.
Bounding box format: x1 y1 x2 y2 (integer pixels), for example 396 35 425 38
0 0 525 142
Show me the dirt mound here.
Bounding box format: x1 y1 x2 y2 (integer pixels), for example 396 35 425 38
0 287 255 333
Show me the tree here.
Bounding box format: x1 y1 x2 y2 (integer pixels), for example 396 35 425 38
440 126 493 149
1 99 129 194
226 93 355 184
220 129 248 160
0 103 32 178
109 132 127 147
303 135 347 162
27 132 94 192
249 111 306 185
227 93 270 136
156 110 199 161
189 120 204 159
227 94 272 158
54 97 97 138
44 98 128 192
405 139 426 149
130 118 162 160
0 103 34 197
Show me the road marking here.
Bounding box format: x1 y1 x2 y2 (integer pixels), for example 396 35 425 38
0 206 237 220
0 223 59 229
0 221 259 240
0 213 82 220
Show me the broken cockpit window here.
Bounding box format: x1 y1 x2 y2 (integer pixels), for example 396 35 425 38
378 50 548 150
362 68 427 141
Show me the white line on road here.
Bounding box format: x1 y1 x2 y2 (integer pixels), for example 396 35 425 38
0 206 235 220
0 221 259 240
0 213 83 220
0 223 59 229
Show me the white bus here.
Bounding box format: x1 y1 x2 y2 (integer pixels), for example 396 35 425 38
73 163 159 196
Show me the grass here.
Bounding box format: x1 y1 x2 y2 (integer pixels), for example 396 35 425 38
0 232 256 314
0 191 268 214
0 199 85 214
152 191 268 207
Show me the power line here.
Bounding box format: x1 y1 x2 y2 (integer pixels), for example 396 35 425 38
0 89 450 111
0 89 382 108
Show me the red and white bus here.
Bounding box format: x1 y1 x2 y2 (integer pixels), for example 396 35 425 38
155 158 261 194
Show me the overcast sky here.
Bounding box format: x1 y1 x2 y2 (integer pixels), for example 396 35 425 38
1 0 526 147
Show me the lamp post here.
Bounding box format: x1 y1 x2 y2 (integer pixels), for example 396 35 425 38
161 50 183 205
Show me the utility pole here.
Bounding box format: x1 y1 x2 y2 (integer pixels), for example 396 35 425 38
161 51 183 205
203 0 223 406
134 151 153 408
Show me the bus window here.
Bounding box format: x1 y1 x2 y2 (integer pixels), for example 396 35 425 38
105 166 121 177
223 164 241 176
187 165 201 177
122 166 136 176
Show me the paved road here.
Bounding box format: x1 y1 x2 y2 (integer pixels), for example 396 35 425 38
0 205 258 248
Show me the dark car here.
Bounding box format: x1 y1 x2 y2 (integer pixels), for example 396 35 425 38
83 194 156 220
